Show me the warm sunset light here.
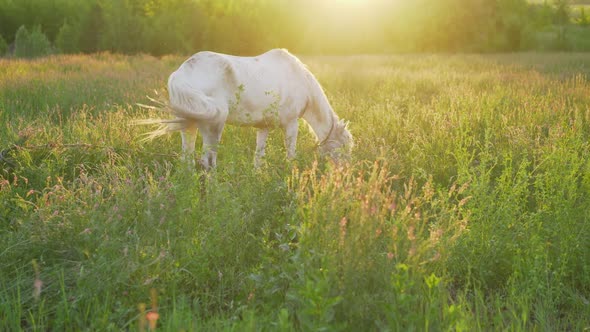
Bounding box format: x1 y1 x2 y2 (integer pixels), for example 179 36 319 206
2 0 590 330
0 0 588 56
331 0 369 5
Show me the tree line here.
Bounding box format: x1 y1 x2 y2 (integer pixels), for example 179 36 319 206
0 0 587 58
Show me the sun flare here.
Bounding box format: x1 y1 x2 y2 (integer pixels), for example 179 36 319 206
331 0 371 7
334 0 366 3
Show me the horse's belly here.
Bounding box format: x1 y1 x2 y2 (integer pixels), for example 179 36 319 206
225 93 284 128
226 108 281 128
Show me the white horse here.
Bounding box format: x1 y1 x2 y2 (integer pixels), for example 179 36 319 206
140 49 353 169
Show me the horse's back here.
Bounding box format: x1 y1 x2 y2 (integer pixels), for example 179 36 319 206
169 49 312 126
173 49 306 92
170 51 238 97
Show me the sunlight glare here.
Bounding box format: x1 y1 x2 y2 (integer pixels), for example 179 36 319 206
332 0 368 7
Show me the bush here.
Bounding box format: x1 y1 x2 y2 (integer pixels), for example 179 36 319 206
14 25 52 58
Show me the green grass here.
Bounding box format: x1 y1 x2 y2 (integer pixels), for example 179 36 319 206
1 52 590 331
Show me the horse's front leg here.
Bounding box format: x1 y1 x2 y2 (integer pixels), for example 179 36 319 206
254 128 269 168
283 121 299 160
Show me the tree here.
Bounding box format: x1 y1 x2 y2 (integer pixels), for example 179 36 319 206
578 6 589 26
0 34 7 56
553 0 570 25
78 2 103 53
14 25 52 58
55 20 79 53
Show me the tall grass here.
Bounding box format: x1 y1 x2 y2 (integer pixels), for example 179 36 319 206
1 53 589 330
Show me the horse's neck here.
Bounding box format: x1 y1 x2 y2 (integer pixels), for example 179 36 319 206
303 96 335 142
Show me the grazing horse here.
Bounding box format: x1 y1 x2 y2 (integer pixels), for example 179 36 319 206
140 49 353 169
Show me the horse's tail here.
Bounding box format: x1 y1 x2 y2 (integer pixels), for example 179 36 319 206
167 72 220 122
134 72 220 141
132 116 188 141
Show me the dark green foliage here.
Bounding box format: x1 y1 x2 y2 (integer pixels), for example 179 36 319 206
0 34 7 56
578 6 589 25
553 0 571 24
77 3 103 53
14 25 52 58
0 0 586 55
567 25 590 49
55 20 79 53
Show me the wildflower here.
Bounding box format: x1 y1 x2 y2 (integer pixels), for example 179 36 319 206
33 278 43 300
146 288 159 330
339 217 347 246
430 228 443 244
423 181 434 200
388 201 397 213
340 216 347 228
448 182 457 197
32 259 42 301
458 182 469 194
138 303 147 332
143 277 157 285
458 196 472 207
431 251 441 262
146 311 159 331
404 204 412 214
387 252 394 260
0 179 9 190
407 225 416 241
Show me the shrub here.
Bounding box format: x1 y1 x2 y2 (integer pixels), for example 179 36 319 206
14 25 52 58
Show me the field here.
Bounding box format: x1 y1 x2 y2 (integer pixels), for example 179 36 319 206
1 53 590 331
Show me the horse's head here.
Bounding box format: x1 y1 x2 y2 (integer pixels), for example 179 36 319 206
319 119 353 160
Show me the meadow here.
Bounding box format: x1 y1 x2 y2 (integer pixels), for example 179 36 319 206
1 52 590 331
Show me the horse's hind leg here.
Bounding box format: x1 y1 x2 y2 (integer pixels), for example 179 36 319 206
181 127 197 165
199 122 225 170
254 128 269 168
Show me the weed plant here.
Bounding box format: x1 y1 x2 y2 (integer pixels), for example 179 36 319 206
1 53 589 330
